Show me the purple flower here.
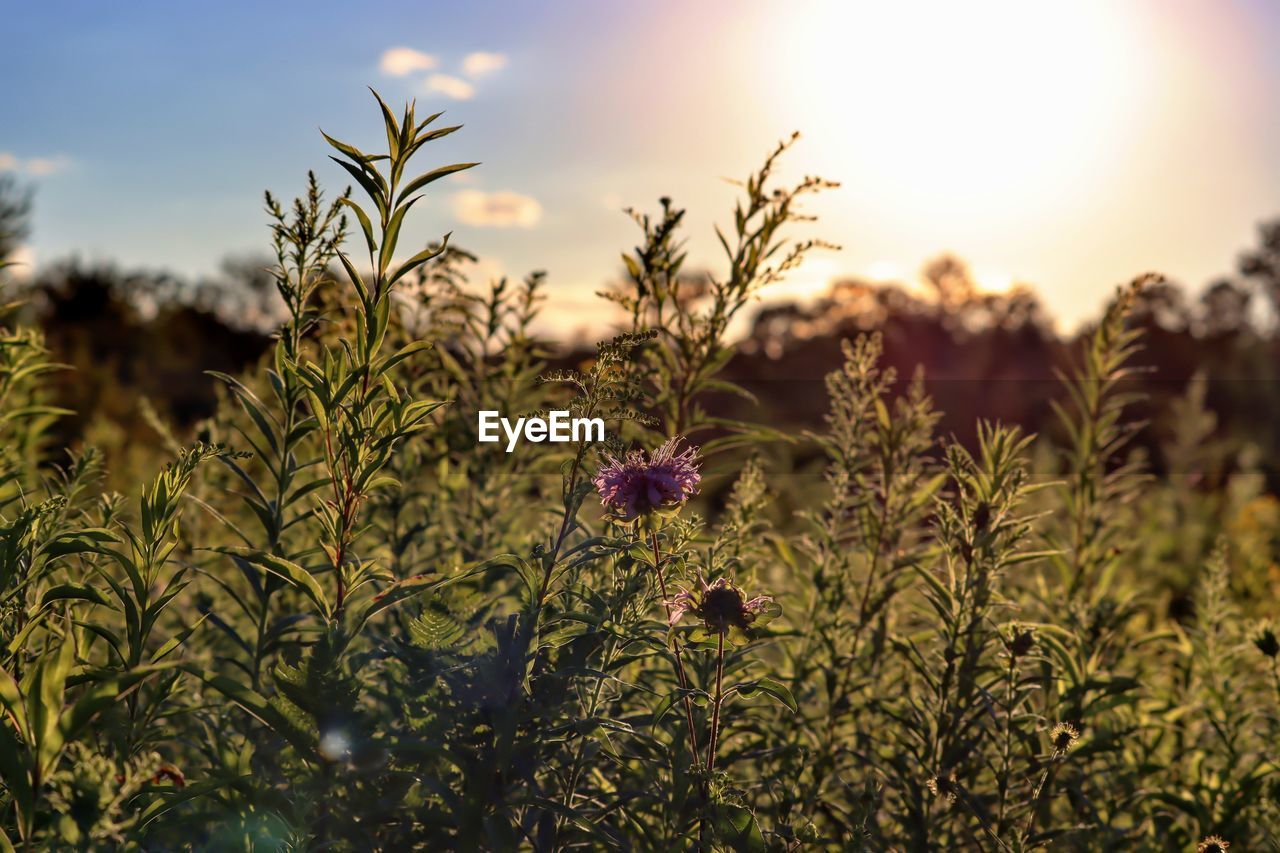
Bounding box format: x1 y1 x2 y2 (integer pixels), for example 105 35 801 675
667 576 777 636
593 438 701 522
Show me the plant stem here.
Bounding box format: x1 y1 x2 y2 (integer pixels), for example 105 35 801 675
708 630 725 773
562 633 620 811
850 494 892 660
955 784 1012 853
1022 760 1058 843
995 655 1018 835
650 529 702 770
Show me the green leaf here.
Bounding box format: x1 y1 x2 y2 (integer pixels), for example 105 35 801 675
340 197 377 256
395 162 479 207
0 722 33 840
712 803 767 852
335 249 370 306
379 195 421 275
369 87 402 159
735 677 797 713
41 527 117 558
327 155 387 219
0 667 29 737
57 663 177 754
137 774 253 832
320 130 372 166
182 666 317 756
38 583 109 609
651 686 697 726
150 614 208 664
388 233 451 286
214 548 330 619
372 339 433 377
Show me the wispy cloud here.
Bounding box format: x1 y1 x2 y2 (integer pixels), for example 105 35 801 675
425 74 475 101
462 51 507 77
381 47 508 100
452 189 542 228
379 47 437 76
26 157 67 176
0 152 70 177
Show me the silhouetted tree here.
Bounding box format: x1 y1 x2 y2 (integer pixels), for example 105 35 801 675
1239 218 1280 327
0 175 32 265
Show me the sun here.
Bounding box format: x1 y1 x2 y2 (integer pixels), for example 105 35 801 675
768 0 1149 233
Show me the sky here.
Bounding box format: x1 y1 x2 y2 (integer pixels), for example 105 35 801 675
3 0 1279 336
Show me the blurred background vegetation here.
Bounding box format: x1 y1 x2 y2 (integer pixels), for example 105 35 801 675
5 175 1279 497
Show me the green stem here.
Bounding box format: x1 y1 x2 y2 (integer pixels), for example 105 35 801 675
650 529 702 771
995 655 1018 836
708 630 725 773
1022 760 1058 844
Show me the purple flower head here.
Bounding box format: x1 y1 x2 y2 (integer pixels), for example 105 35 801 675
593 438 701 522
667 575 778 638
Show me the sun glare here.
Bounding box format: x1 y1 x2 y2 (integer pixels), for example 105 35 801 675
773 0 1147 233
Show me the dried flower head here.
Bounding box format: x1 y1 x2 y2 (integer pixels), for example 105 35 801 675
1004 624 1035 658
593 438 701 522
1252 624 1280 659
1197 835 1230 853
1050 722 1080 756
925 772 957 804
667 576 778 639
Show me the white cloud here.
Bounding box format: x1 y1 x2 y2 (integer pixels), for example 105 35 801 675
425 74 475 101
462 51 507 77
25 157 67 176
379 47 437 76
452 189 542 228
0 152 69 176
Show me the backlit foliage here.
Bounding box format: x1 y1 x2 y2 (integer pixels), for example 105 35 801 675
1 93 1278 851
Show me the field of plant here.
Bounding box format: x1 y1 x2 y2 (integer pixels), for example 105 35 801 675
2 95 1278 850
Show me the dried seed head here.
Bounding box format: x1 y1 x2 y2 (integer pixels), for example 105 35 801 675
1253 625 1280 659
925 772 957 804
1197 835 1230 853
1005 625 1035 658
1050 722 1080 756
667 576 776 636
593 438 701 523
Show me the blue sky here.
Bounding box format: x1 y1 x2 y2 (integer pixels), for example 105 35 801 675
4 0 1280 335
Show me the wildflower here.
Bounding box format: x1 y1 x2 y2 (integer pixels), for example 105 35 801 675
667 576 779 640
593 438 701 523
1050 722 1079 756
1252 624 1280 659
925 772 957 804
1197 836 1230 853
